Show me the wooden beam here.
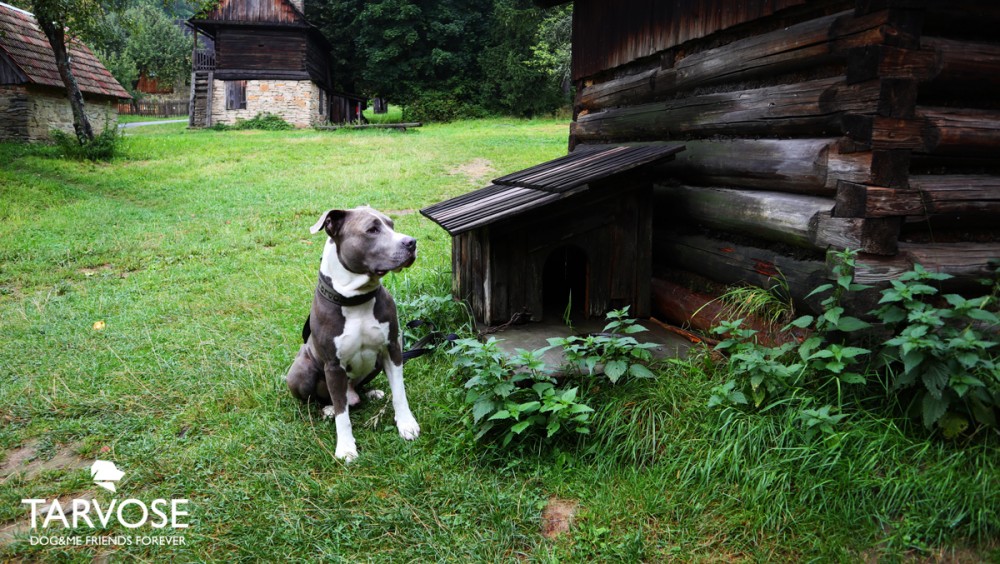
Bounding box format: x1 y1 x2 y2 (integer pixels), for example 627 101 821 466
920 107 1000 156
835 176 1000 219
654 234 997 314
653 232 831 312
843 108 1000 156
855 242 1000 286
640 138 871 195
846 44 938 84
576 10 890 112
654 184 833 249
572 77 881 143
205 71 213 128
650 277 806 347
847 38 1000 87
842 114 924 149
910 175 1000 216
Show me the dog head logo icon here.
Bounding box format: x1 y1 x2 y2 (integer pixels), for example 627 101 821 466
91 460 125 493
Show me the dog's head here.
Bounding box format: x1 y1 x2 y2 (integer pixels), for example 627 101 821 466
311 206 417 278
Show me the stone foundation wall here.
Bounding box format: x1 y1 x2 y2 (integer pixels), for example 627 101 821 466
1 85 119 142
210 79 323 128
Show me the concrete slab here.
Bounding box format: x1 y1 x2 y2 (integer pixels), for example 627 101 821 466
486 318 691 372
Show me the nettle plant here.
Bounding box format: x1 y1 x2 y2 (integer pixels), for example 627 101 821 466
450 308 658 447
873 265 999 434
547 307 658 383
710 250 1000 439
711 250 872 415
452 338 594 446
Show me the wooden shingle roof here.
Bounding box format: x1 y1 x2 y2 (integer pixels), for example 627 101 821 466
421 144 684 235
494 144 685 192
0 2 130 99
191 0 307 26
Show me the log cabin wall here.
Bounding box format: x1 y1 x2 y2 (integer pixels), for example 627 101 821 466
565 0 999 313
215 28 309 80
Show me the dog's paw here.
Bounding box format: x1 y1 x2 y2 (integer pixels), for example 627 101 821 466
346 388 361 407
321 405 337 420
396 416 420 440
365 389 385 401
335 442 358 463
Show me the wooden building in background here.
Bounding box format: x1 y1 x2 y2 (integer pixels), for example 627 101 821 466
187 0 364 128
519 0 999 325
0 2 130 141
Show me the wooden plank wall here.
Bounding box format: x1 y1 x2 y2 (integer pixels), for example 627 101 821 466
569 0 999 315
216 28 307 74
570 0 806 81
197 0 301 25
0 52 26 84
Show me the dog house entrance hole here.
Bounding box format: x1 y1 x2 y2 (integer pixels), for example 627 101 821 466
542 245 588 322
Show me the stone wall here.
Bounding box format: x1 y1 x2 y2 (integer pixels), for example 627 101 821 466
210 79 323 128
1 85 119 142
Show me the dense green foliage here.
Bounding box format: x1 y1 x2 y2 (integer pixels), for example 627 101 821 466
306 0 572 119
49 124 123 161
452 309 659 446
710 249 999 440
89 1 193 97
209 112 295 131
874 265 1000 433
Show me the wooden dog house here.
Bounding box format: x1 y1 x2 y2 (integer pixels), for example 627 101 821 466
421 145 684 326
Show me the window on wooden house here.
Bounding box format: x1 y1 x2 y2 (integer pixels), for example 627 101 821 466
225 80 247 110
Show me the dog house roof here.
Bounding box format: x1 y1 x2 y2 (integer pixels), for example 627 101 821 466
421 144 684 235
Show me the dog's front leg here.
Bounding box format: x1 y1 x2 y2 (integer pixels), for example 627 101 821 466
384 359 420 440
322 362 358 462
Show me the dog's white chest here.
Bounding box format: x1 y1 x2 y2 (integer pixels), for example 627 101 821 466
334 301 390 379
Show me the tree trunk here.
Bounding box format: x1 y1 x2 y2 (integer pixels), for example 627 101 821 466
36 16 93 143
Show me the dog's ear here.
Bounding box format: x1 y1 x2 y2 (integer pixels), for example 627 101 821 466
310 209 347 237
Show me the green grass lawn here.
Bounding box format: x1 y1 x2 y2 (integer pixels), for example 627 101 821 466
1 121 998 562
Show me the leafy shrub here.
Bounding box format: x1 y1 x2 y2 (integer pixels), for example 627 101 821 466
450 308 659 447
211 113 294 131
711 250 871 420
452 338 593 446
403 91 488 123
547 307 658 383
51 125 122 161
710 249 1000 438
873 265 999 433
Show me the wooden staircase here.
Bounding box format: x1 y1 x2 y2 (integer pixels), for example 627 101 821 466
188 69 213 127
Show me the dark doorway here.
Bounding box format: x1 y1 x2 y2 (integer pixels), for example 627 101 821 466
542 245 588 322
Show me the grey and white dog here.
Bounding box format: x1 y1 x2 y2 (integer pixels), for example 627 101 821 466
286 206 419 462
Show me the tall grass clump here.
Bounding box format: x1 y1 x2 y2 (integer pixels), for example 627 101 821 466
50 125 123 161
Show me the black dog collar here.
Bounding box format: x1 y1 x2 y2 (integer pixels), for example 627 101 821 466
316 275 378 306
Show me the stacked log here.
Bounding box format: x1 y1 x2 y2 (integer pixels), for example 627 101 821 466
569 0 999 322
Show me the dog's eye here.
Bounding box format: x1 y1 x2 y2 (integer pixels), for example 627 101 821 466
367 223 381 234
